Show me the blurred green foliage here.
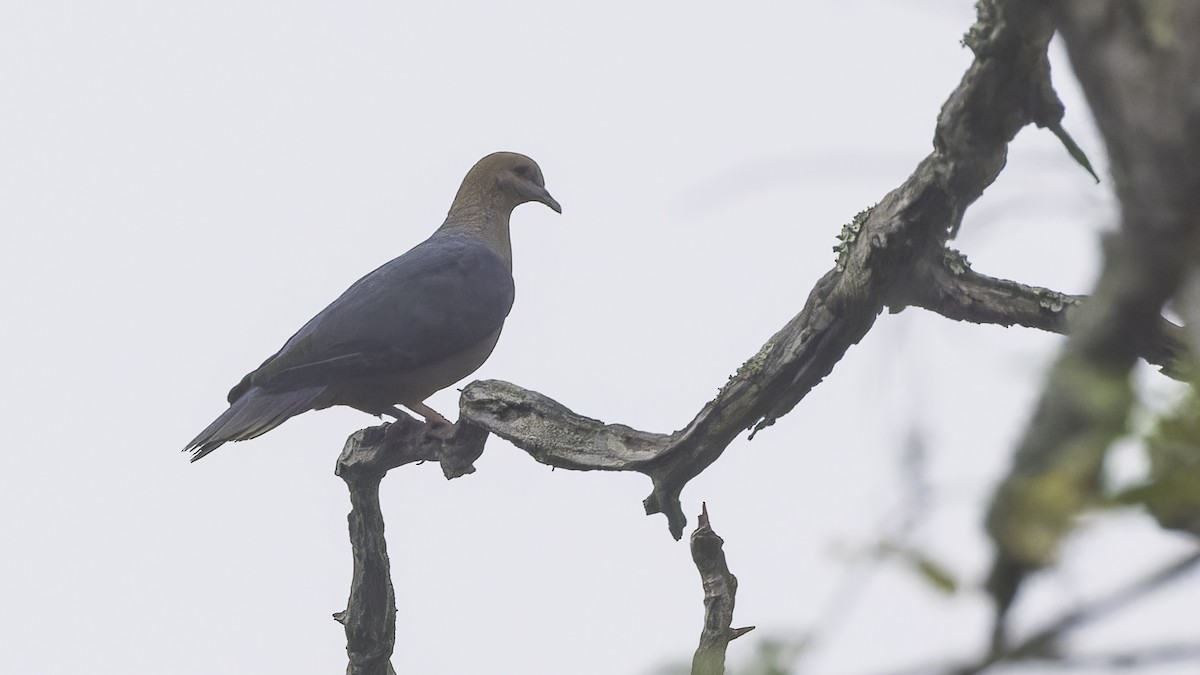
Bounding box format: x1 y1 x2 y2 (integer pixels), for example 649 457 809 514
1117 382 1200 535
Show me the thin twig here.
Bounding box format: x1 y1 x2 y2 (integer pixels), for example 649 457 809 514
856 548 1200 675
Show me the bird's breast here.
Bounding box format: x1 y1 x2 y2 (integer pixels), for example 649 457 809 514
334 326 505 415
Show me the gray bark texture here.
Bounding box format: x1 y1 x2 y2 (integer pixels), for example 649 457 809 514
335 418 489 675
689 505 754 675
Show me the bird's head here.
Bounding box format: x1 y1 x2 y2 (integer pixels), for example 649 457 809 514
454 151 562 216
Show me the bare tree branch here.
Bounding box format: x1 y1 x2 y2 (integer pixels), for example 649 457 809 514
446 0 1073 539
859 548 1200 675
336 448 396 675
1038 642 1200 670
334 416 490 675
690 504 754 675
905 252 1189 377
986 548 1200 672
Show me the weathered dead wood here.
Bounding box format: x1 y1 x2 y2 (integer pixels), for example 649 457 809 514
690 505 754 675
449 0 1094 541
334 417 489 675
903 252 1189 377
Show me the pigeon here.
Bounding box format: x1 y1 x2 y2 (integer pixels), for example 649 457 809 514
184 152 560 461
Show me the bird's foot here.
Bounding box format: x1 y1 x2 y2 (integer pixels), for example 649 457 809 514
404 402 456 437
422 420 456 440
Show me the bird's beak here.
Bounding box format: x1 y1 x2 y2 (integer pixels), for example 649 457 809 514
505 170 562 214
526 184 561 214
515 179 561 214
541 191 562 214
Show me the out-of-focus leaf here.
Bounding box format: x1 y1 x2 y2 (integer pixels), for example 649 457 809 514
910 554 959 594
1131 385 1200 535
875 542 960 595
1048 122 1100 183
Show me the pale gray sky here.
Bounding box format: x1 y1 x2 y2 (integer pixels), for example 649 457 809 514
2 2 1196 674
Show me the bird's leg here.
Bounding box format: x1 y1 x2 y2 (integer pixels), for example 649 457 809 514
408 402 457 440
398 403 454 428
383 405 454 443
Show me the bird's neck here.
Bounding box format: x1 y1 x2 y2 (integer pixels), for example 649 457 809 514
438 202 514 270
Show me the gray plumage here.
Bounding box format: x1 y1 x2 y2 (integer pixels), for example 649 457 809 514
184 152 560 461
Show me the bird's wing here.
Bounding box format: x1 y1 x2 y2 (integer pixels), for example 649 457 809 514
229 233 514 400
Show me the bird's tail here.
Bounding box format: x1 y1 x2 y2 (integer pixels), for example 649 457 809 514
183 386 326 461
